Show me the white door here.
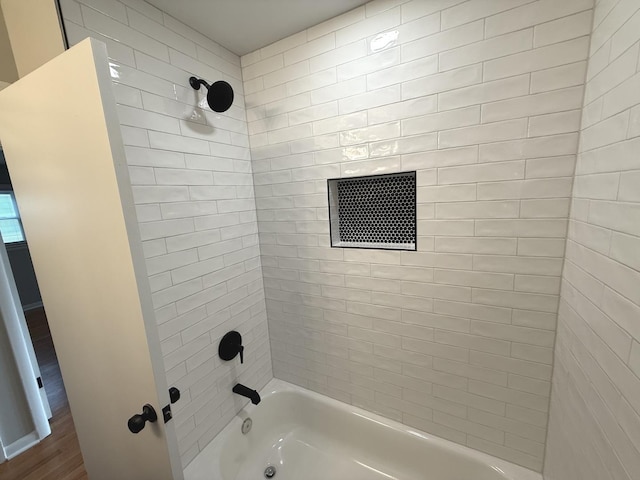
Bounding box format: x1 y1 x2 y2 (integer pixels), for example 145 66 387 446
0 38 183 480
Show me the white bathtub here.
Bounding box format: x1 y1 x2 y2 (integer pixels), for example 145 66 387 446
184 379 542 480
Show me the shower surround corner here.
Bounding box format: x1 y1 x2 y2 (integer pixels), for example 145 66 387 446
241 0 596 472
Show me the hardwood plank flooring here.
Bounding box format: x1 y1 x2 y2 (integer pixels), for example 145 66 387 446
24 307 67 415
0 308 87 480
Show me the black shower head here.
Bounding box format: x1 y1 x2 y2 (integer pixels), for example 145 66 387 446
189 76 234 113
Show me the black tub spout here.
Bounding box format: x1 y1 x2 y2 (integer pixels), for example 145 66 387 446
232 383 261 405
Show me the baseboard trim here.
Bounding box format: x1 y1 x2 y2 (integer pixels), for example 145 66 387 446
5 431 40 459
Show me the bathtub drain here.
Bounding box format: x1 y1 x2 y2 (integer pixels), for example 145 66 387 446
264 466 276 478
241 417 252 435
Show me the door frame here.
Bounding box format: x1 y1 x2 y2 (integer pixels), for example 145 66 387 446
0 231 51 459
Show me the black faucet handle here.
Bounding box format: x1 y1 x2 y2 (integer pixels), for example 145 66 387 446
239 344 244 364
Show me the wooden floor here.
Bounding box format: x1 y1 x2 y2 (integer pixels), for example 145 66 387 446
25 308 68 416
0 308 88 480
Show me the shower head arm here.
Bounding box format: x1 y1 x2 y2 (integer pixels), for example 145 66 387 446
189 76 210 91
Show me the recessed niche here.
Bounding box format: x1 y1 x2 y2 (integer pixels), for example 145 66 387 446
328 171 416 251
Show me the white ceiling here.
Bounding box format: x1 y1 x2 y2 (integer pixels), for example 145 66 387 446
145 0 370 56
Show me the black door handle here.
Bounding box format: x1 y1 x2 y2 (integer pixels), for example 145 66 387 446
128 404 158 434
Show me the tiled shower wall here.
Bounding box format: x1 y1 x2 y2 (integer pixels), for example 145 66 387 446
242 0 594 471
58 0 272 467
544 0 640 478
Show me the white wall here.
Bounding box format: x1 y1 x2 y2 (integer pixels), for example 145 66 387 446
544 0 640 478
241 0 594 471
57 0 272 467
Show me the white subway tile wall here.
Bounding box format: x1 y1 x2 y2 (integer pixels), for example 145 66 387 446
544 0 640 478
242 0 594 471
58 0 272 467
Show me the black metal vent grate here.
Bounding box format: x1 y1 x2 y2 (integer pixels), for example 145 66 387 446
329 172 416 250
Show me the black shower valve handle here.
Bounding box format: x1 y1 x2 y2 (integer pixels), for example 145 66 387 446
219 331 244 364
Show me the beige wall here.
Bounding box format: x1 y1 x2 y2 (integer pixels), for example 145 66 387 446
0 3 18 84
0 0 65 78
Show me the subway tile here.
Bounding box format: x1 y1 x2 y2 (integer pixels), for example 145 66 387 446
439 160 524 185
402 63 483 100
529 110 583 137
477 178 573 201
335 6 401 46
368 55 438 90
438 119 528 149
601 71 640 119
402 20 484 63
610 6 640 60
339 85 401 114
433 384 505 416
284 34 335 66
479 133 580 163
434 299 511 324
439 74 530 112
515 274 561 295
402 106 480 136
441 0 533 30
243 54 284 80
533 10 593 48
401 0 466 23
484 37 590 82
436 200 520 219
475 219 568 238
369 96 438 125
311 40 368 74
337 47 400 81
471 351 552 382
584 42 639 105
520 198 570 219
83 6 169 61
418 184 477 203
439 29 533 72
485 0 593 38
402 281 472 302
530 61 588 94
434 268 514 289
307 6 366 40
403 337 469 363
482 87 584 124
403 145 478 171
128 8 196 58
340 122 400 146
591 0 640 52
471 319 556 346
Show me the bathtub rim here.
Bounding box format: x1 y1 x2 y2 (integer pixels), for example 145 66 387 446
183 378 543 480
